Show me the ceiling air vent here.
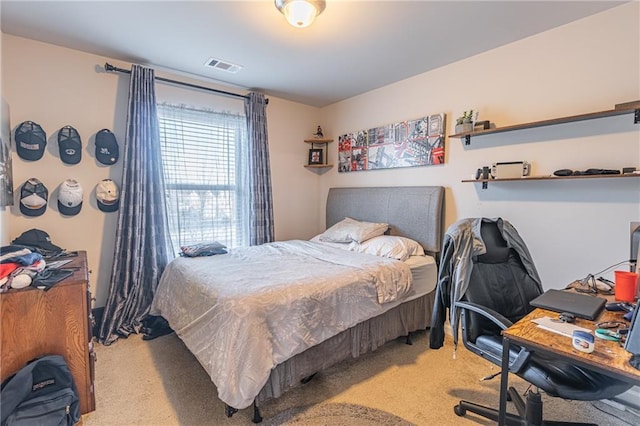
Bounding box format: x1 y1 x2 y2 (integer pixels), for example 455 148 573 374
205 57 243 74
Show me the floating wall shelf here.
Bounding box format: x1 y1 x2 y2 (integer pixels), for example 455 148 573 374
463 173 640 189
450 101 640 145
303 138 333 170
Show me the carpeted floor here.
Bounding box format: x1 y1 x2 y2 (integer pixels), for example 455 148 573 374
261 403 414 425
83 330 638 425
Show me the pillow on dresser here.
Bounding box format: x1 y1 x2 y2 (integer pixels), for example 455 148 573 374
351 235 425 261
318 217 389 244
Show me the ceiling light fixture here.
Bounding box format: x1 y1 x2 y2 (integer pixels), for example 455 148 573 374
275 0 326 28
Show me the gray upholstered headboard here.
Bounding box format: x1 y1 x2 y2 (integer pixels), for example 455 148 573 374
326 186 445 256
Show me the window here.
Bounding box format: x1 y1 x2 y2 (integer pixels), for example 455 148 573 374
157 103 249 253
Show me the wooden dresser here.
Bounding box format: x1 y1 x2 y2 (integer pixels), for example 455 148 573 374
0 250 96 415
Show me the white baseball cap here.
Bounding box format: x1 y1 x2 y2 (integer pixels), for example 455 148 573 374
58 179 83 216
96 179 120 212
10 274 32 289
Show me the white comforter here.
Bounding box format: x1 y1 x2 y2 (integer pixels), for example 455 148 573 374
150 240 412 409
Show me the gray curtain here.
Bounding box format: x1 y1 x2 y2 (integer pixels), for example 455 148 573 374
244 92 274 245
99 64 173 345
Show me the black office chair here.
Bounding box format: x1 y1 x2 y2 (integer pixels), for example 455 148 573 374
449 219 633 425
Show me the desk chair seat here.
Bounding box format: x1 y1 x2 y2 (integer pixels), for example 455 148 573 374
436 218 633 426
474 334 632 401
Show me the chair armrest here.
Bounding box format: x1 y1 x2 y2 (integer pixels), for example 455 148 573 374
455 301 531 373
455 301 513 330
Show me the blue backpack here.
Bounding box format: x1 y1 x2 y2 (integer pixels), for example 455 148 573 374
0 355 80 426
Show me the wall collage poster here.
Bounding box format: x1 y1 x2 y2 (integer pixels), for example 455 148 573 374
338 113 445 173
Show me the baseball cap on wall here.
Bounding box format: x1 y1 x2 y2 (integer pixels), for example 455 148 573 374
57 179 83 216
20 178 48 216
95 129 119 165
58 126 82 164
15 121 47 161
96 179 120 212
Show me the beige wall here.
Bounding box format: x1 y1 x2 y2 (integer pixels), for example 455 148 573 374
2 3 639 306
1 36 324 307
0 95 10 245
321 3 640 289
1 22 9 245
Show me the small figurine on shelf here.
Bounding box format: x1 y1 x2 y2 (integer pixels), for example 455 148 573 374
314 126 324 139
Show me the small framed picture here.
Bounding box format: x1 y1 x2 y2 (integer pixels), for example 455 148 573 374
308 148 323 165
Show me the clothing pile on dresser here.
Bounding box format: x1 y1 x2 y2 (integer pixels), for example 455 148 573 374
1 229 71 292
0 247 46 291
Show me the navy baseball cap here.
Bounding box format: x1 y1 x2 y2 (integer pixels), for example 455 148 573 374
12 228 63 254
20 178 48 216
58 126 82 165
95 129 119 165
15 121 47 161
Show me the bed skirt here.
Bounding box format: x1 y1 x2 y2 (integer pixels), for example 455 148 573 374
256 290 435 404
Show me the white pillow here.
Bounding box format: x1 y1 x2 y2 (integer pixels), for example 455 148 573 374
309 234 353 250
318 217 389 244
351 235 425 261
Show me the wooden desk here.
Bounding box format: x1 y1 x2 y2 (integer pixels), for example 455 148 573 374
0 251 96 415
498 306 640 425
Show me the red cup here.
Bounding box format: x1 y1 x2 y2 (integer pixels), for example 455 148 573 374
614 270 639 302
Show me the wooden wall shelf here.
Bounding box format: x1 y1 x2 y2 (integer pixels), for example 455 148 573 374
463 173 640 189
304 164 334 169
303 138 333 170
304 138 333 144
451 101 640 145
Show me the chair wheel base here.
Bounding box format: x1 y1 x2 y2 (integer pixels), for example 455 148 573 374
453 396 602 426
454 404 466 416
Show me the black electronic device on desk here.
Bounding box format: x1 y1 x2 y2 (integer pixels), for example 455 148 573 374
626 305 640 355
530 289 607 320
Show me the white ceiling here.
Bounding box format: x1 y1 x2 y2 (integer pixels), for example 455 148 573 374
0 1 626 107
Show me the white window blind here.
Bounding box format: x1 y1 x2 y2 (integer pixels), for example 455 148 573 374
157 103 249 253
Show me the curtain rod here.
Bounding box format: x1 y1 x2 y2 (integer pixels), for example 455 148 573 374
104 63 267 104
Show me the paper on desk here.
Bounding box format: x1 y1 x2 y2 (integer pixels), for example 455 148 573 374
532 317 591 337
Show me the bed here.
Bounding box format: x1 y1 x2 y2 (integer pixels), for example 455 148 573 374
150 186 444 422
